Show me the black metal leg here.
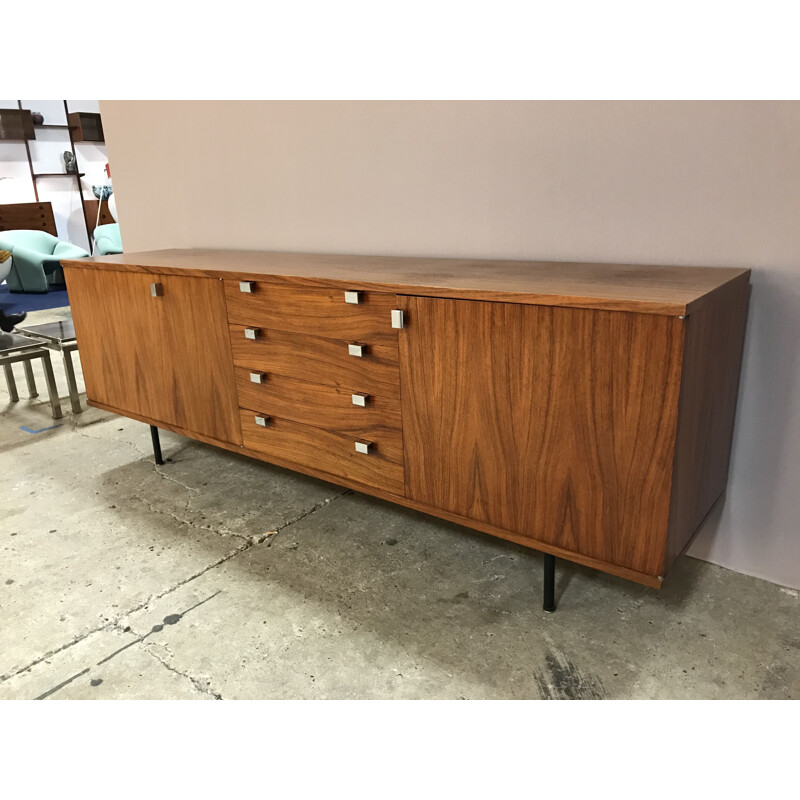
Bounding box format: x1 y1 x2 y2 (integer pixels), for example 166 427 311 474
150 425 164 465
543 553 556 612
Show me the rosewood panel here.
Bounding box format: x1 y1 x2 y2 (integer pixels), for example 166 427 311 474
235 368 401 436
399 296 685 577
240 410 404 495
228 325 401 397
159 275 241 444
72 249 750 316
225 281 399 345
665 277 751 568
65 268 240 444
64 267 171 421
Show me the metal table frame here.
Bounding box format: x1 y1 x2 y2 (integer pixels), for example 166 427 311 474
1 337 63 419
15 323 82 415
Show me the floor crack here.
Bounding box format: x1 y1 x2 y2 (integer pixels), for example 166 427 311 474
0 487 350 686
127 491 249 543
143 641 223 699
267 489 351 544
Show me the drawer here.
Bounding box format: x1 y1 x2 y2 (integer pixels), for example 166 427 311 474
225 281 400 346
240 409 405 495
229 325 401 397
235 367 401 437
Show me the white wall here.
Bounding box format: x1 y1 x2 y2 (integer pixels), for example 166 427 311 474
0 100 109 251
100 100 800 589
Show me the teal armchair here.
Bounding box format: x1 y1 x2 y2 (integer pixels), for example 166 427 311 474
0 230 90 293
93 222 123 255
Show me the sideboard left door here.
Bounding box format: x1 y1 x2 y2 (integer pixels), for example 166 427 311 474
66 267 240 445
66 266 170 422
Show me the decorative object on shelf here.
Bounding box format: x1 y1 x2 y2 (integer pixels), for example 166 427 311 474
63 151 77 174
92 185 113 200
31 112 44 126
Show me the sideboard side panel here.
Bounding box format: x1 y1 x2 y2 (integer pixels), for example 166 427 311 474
399 296 684 577
665 276 751 570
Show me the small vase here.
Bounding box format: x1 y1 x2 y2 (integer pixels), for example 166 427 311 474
31 112 44 126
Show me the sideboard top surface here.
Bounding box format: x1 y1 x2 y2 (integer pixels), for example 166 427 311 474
63 249 751 315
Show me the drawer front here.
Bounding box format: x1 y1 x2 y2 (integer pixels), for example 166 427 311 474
225 281 400 346
229 325 401 397
235 368 401 437
240 410 405 495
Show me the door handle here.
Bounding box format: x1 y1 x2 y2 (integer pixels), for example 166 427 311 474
354 440 372 454
244 328 262 340
249 372 266 384
150 282 163 297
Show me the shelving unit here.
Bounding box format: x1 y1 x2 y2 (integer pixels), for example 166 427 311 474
1 101 106 247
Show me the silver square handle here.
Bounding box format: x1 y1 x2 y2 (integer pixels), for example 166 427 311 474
344 290 363 304
239 281 256 293
348 343 365 357
354 440 372 455
351 392 370 407
391 309 404 329
150 282 163 297
254 415 270 427
244 328 261 340
249 372 266 384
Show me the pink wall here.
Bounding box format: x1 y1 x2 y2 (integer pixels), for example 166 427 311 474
101 100 800 588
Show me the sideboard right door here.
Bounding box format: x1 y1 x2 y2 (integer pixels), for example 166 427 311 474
397 295 685 578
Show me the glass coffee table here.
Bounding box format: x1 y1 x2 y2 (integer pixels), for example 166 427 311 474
14 319 82 415
0 332 63 419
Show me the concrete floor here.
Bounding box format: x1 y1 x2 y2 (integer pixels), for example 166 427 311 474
1 307 798 700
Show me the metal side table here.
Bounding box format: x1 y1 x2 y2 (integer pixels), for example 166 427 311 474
0 332 63 419
14 319 82 415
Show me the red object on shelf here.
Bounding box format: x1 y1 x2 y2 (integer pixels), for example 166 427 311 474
104 162 111 178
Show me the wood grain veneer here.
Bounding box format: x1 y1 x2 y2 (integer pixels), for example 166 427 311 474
62 249 751 594
225 280 399 345
228 325 401 397
66 249 750 316
240 410 404 495
399 296 685 578
665 278 751 569
65 267 240 444
235 367 401 436
0 201 57 234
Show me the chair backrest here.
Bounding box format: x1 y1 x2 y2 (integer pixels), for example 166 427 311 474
93 222 123 255
0 229 60 254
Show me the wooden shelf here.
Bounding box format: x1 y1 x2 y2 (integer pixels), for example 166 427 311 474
5 100 103 244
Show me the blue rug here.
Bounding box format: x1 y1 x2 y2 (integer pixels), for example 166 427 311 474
0 284 69 314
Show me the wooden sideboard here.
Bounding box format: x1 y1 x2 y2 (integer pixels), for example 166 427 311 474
62 250 751 605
